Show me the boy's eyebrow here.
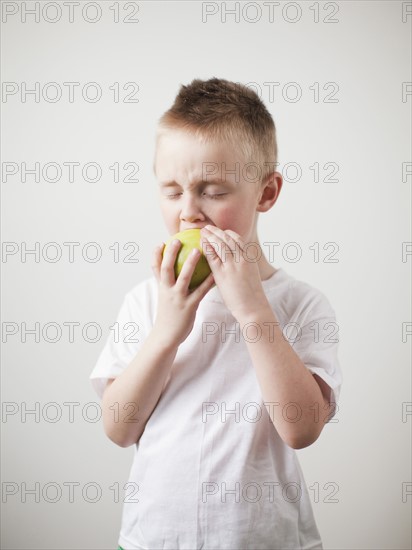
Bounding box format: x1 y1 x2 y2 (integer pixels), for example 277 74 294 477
159 181 181 188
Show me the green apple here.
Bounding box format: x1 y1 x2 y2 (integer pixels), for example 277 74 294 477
163 228 211 290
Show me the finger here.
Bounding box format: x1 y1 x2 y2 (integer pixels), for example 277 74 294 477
201 225 225 241
160 239 181 286
190 271 215 301
201 228 223 261
202 227 237 263
221 231 244 263
174 247 202 291
151 243 165 282
200 238 222 271
224 230 245 249
208 227 242 253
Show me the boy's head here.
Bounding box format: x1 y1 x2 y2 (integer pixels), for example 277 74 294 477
153 78 282 242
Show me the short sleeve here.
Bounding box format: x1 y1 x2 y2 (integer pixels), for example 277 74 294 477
89 291 146 400
291 298 342 422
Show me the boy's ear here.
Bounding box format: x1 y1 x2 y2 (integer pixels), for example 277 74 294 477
256 171 283 212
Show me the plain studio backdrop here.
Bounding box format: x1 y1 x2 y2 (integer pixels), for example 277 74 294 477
1 1 411 549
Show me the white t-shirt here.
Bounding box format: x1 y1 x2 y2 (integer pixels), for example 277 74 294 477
90 268 342 550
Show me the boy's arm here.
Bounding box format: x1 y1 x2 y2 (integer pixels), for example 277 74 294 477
101 240 215 448
235 308 331 450
200 225 334 450
101 328 178 448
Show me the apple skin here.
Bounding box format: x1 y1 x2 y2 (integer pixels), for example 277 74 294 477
163 229 212 290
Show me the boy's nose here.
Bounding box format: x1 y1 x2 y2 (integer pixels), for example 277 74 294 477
180 195 205 223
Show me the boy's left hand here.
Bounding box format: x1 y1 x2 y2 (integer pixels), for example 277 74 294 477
200 225 269 321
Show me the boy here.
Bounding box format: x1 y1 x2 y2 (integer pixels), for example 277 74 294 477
90 77 342 550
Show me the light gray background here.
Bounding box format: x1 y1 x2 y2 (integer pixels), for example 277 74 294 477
1 1 411 549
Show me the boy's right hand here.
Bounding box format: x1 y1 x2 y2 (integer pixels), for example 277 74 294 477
151 239 215 347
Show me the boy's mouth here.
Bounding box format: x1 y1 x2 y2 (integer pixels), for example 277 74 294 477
181 224 210 231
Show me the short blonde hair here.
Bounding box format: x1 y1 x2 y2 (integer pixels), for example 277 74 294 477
155 77 278 183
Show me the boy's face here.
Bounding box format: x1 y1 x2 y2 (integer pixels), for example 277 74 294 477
154 129 270 242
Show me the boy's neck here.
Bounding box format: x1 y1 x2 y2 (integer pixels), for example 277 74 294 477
252 234 277 281
256 250 277 281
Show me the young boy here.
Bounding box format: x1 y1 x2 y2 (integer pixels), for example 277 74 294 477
90 77 342 550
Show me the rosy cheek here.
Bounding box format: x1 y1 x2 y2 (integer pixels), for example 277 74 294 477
211 206 240 231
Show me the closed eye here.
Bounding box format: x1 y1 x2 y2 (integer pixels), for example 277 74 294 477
165 193 182 199
202 193 228 199
165 192 227 200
